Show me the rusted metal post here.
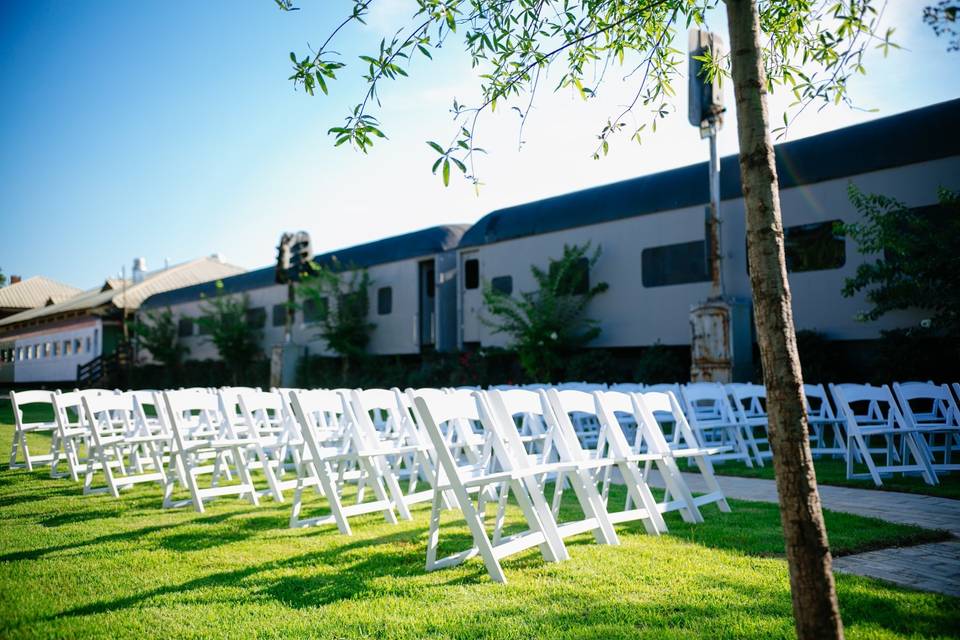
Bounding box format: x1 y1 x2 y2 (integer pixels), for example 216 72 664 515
707 122 723 298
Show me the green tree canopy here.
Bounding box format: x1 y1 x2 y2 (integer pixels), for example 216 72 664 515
298 260 376 362
132 308 188 369
483 242 608 381
196 281 262 384
841 185 960 336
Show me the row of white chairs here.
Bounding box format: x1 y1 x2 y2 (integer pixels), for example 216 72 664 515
7 384 733 583
493 380 960 487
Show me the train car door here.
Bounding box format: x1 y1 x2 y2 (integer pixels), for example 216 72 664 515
460 251 482 347
418 259 436 350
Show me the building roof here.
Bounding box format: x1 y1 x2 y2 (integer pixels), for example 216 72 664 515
459 98 960 248
0 256 246 329
140 224 469 309
0 276 82 311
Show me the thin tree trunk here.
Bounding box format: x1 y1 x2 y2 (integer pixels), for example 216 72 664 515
723 1 844 638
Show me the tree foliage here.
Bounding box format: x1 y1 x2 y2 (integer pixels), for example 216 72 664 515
839 185 960 337
925 1 959 51
196 281 262 383
483 242 608 381
0 268 6 288
278 0 895 184
132 307 188 368
298 260 376 361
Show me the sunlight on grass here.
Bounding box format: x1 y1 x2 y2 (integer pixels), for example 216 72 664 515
1 418 957 639
712 458 960 500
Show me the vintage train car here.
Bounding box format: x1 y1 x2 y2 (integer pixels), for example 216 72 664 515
456 98 960 351
139 225 468 359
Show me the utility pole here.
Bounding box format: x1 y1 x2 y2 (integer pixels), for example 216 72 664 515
687 29 751 383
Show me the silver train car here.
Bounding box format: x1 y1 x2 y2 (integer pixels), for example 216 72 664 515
140 98 960 360
140 226 468 358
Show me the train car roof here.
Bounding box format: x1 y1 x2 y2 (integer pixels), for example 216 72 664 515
459 98 960 248
141 224 468 309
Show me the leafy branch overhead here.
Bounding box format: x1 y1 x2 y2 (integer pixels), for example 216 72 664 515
278 0 895 185
483 242 608 382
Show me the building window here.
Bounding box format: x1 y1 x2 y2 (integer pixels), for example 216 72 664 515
642 240 710 288
272 304 288 327
464 258 480 290
377 287 393 315
784 220 846 272
491 275 513 295
177 318 194 338
550 257 590 295
303 297 327 324
245 307 267 329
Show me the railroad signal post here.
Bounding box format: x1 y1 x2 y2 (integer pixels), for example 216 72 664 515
687 29 752 382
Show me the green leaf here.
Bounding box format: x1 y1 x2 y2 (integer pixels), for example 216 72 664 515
442 158 450 186
426 141 445 154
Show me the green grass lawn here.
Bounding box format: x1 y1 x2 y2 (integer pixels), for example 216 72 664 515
1 413 958 639
711 458 960 500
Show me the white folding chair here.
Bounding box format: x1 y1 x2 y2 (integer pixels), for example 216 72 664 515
345 388 436 520
161 389 259 512
726 383 771 466
232 389 303 502
412 390 567 583
632 389 731 515
541 389 667 544
893 381 960 474
81 393 167 497
50 391 90 481
9 390 58 471
831 383 938 487
287 388 398 533
681 383 754 466
489 388 621 545
804 383 847 458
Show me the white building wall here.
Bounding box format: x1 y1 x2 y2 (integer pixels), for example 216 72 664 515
8 319 102 383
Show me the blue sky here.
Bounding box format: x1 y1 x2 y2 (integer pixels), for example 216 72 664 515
1 0 957 288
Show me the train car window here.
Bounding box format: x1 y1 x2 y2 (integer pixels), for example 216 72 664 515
746 220 846 273
177 318 194 337
64 340 72 355
245 307 267 329
784 220 845 272
378 287 393 315
53 341 61 357
642 240 710 287
550 257 590 295
464 259 480 289
74 339 82 354
272 304 287 327
303 297 328 323
491 276 513 295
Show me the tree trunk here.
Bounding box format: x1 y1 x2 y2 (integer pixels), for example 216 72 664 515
723 2 844 638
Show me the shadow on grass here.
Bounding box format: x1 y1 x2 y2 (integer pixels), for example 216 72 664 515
52 526 474 620
0 508 255 563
